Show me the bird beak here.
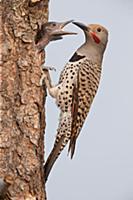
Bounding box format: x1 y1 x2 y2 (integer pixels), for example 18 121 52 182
51 20 77 38
72 22 89 32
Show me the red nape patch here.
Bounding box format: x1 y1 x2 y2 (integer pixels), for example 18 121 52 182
91 32 100 44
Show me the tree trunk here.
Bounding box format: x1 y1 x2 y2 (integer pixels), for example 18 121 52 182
0 0 48 199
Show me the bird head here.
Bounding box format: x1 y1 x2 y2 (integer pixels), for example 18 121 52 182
73 22 108 52
41 20 77 41
35 20 77 51
50 20 77 40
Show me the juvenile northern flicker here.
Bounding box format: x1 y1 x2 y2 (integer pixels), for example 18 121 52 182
43 22 108 181
35 20 76 52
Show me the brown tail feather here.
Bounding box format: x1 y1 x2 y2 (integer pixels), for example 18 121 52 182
44 135 65 182
68 136 76 159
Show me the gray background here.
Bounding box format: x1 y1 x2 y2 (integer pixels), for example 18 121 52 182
45 0 133 199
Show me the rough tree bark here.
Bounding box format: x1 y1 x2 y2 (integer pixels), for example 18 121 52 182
0 0 48 199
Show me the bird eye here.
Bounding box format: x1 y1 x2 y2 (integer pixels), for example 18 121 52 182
52 23 56 27
97 27 101 32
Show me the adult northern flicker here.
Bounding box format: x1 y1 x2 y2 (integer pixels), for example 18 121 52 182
43 22 108 181
35 20 76 52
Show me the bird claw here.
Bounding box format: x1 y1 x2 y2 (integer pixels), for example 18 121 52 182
40 66 55 86
40 73 47 86
40 66 56 86
42 66 56 72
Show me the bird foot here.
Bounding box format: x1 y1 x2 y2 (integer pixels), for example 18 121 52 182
42 66 56 72
40 66 55 86
40 73 47 86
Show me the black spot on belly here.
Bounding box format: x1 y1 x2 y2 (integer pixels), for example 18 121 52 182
81 107 84 111
81 83 86 87
81 78 86 82
65 106 68 111
78 112 81 116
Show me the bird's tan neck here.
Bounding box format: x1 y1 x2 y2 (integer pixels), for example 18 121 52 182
77 42 103 65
